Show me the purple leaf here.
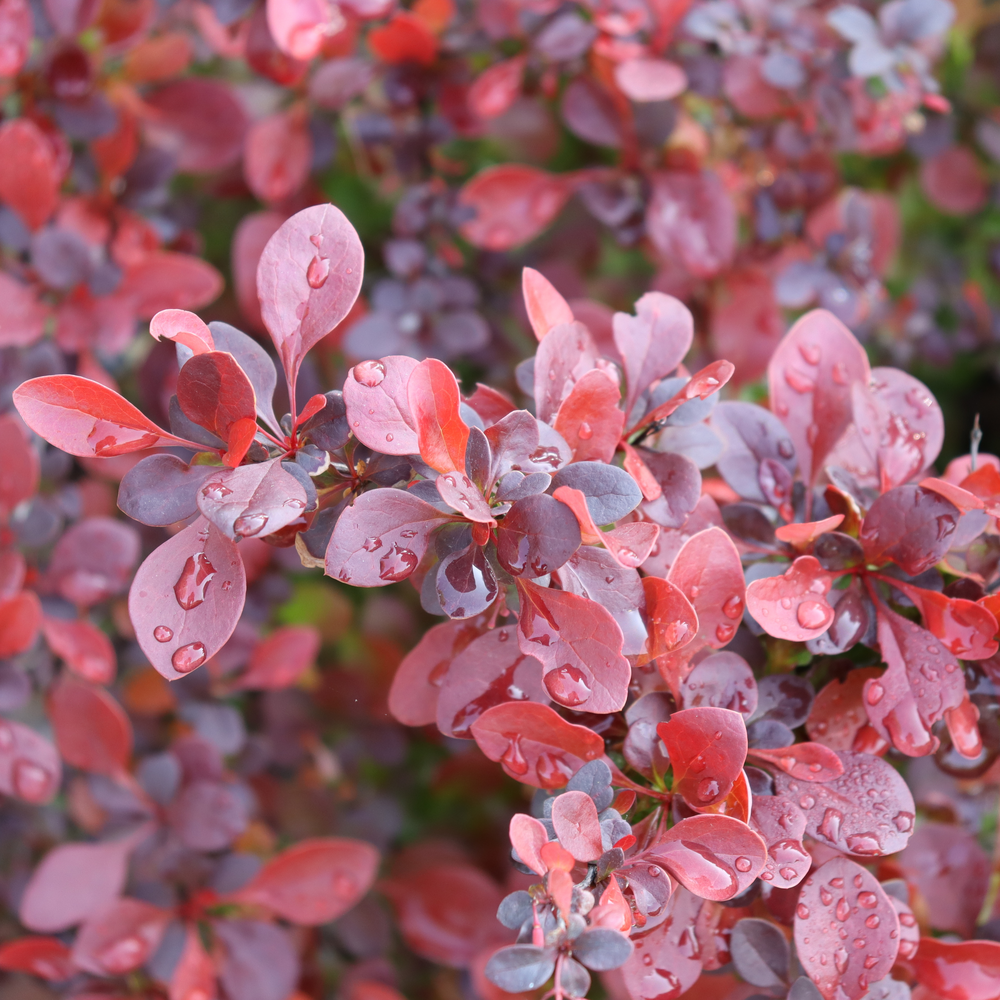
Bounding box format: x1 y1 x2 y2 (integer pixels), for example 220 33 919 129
118 454 214 527
495 493 581 577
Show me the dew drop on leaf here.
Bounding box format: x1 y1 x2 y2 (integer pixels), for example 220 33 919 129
544 664 592 707
785 368 816 394
174 553 217 611
722 595 743 619
153 625 173 642
353 360 387 387
13 759 51 801
172 641 207 673
233 513 268 537
734 856 752 872
578 422 593 440
306 255 330 289
866 682 884 705
378 545 417 582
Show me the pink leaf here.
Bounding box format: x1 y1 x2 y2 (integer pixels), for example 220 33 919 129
149 308 214 355
0 272 48 347
344 355 420 455
468 56 525 119
745 555 835 641
256 204 364 387
236 624 320 690
553 369 624 464
748 795 810 889
0 718 61 804
509 813 549 875
0 0 32 77
551 790 603 862
642 575 698 659
128 516 247 680
747 743 844 783
244 108 312 205
0 119 60 230
614 58 687 102
71 898 172 976
522 267 573 341
48 675 132 777
43 616 116 684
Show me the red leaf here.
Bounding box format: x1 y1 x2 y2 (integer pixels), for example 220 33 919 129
458 165 570 251
710 267 784 387
13 375 181 457
19 833 141 932
232 837 379 925
170 925 216 1000
0 119 60 230
407 358 470 474
747 743 844 782
746 555 835 641
665 526 745 660
326 489 455 586
0 0 32 78
71 898 172 975
49 676 132 778
806 667 888 754
387 616 487 726
244 108 312 204
646 170 736 278
437 470 495 524
534 321 600 425
911 938 1000 1000
555 486 658 569
877 576 998 660
129 516 247 680
509 813 548 875
0 272 48 348
522 267 574 341
920 146 988 216
236 625 320 690
196 458 309 541
0 590 41 657
553 369 624 464
613 291 693 420
176 350 256 444
642 576 698 659
0 412 38 513
123 252 224 319
256 204 365 386
224 416 258 468
470 701 604 788
793 857 899 1000
435 624 546 739
551 790 603 861
266 0 338 60
748 795 810 889
517 578 630 714
772 749 914 856
650 813 766 900
657 706 747 807
629 360 734 437
864 598 968 757
344 355 420 455
614 57 687 101
774 515 844 546
767 309 870 491
232 209 285 332
0 936 73 981
149 308 214 355
0 719 60 804
43 616 116 684
50 516 140 607
468 55 525 119
620 888 703 999
368 11 437 66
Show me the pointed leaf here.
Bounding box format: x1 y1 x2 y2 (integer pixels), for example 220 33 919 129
657 706 747 807
495 492 581 577
150 308 214 355
176 350 256 449
71 898 172 975
49 676 132 777
551 790 603 861
523 267 573 341
642 576 698 659
747 743 844 782
407 358 470 474
43 616 115 684
910 939 1000 1000
344 355 419 455
170 925 216 1000
0 937 73 981
553 369 624 464
236 625 320 690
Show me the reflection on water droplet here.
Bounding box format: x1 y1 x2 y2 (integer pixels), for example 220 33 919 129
785 368 816 394
780 597 793 610
722 595 743 619
696 777 720 801
820 885 834 906
715 622 736 644
307 255 330 289
201 481 233 500
836 898 851 921
893 811 914 832
174 553 217 610
846 833 881 855
545 664 591 707
831 362 849 385
172 642 207 674
796 904 810 919
799 343 821 365
865 915 880 928
799 794 815 809
233 512 268 538
13 760 51 802
734 856 752 872
578 422 593 440
834 947 849 975
857 891 878 908
818 807 843 843
797 600 830 630
353 360 387 387
866 682 884 705
98 935 146 974
536 751 572 789
153 625 173 642
379 544 418 582
779 867 798 880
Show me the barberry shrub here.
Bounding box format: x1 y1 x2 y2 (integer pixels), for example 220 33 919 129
8 202 1000 1000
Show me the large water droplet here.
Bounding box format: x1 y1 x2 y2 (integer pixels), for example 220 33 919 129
785 368 816 394
379 545 418 582
233 512 268 538
734 856 752 872
857 891 878 908
796 904 810 920
797 600 830 630
696 777 720 801
353 360 387 387
13 759 51 802
845 832 881 855
578 422 593 440
174 553 217 611
866 681 885 705
715 622 736 644
722 595 743 619
893 811 914 832
307 255 330 289
171 641 207 674
363 536 382 552
153 625 173 643
865 915 880 928
545 664 591 707
818 808 843 843
834 948 849 975
536 751 572 789
820 886 834 906
201 481 232 500
836 897 851 921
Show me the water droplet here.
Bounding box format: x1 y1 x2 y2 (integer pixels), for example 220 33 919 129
201 481 232 500
893 811 914 833
734 856 752 872
865 915 880 928
820 885 834 906
642 954 653 966
172 641 207 674
785 368 816 393
796 904 810 920
153 625 173 642
379 545 418 582
866 681 884 705
506 684 525 700
836 898 851 921
545 664 592 707
834 948 849 975
715 622 736 643
696 777 720 801
307 255 330 288
722 595 743 619
818 808 843 843
174 553 217 611
806 423 820 446
536 751 573 789
831 362 849 385
846 833 881 855
857 891 878 908
353 360 387 387
779 867 798 880
501 736 528 776
797 600 830 630
780 597 793 610
689 585 700 598
98 935 146 974
799 794 816 809
578 422 593 440
799 343 821 365
647 866 662 877
233 512 268 537
13 760 51 802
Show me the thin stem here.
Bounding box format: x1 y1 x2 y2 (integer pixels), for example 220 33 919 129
971 413 982 472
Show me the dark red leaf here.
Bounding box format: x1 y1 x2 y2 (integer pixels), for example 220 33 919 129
910 938 1000 1000
0 718 61 804
129 516 247 680
470 701 605 788
232 837 379 925
13 375 181 457
650 813 766 900
793 857 900 1000
860 484 960 576
657 706 747 807
236 624 321 690
496 493 581 577
49 675 132 777
343 355 419 455
325 489 455 586
767 309 870 491
176 350 256 446
516 578 630 714
0 936 73 981
368 10 437 65
772 749 915 857
70 898 172 975
745 555 835 642
256 203 364 386
42 616 116 684
435 625 546 738
458 165 570 251
407 358 471 474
